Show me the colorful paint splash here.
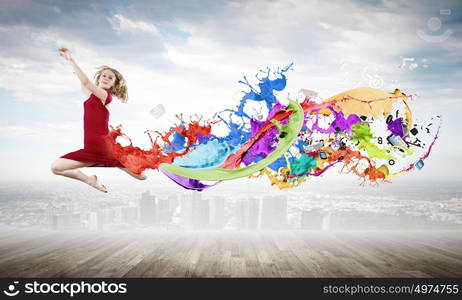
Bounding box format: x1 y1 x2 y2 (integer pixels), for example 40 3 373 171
105 64 441 190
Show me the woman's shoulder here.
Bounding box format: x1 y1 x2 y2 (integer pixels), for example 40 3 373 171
105 91 113 105
88 90 112 104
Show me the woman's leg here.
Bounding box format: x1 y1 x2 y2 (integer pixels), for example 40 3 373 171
118 167 147 180
51 158 108 192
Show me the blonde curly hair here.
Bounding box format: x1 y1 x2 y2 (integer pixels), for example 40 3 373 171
94 65 128 103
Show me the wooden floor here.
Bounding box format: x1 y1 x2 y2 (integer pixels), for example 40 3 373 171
0 230 461 278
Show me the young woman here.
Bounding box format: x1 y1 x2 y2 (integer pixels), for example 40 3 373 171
51 48 147 193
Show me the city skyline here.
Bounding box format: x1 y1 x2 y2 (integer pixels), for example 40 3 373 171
1 180 460 231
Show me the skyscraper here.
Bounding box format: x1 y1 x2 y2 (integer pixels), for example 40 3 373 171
260 195 288 230
114 206 138 224
192 197 209 230
139 191 156 225
180 191 209 229
156 196 174 225
180 191 195 229
87 211 102 231
209 197 225 230
235 197 259 230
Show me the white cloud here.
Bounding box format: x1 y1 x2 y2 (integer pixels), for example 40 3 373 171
108 14 160 36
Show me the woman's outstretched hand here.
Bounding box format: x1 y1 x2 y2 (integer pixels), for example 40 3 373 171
59 48 72 61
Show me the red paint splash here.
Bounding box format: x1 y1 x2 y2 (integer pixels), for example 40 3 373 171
105 115 218 175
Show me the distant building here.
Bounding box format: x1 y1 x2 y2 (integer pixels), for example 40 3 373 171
192 197 209 229
87 211 102 231
235 197 259 230
180 191 195 229
180 191 209 229
139 191 156 225
156 196 174 225
209 197 225 229
47 201 81 230
168 194 180 210
114 206 138 224
259 195 288 230
100 208 115 225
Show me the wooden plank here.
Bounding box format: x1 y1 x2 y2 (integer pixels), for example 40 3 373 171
0 230 461 278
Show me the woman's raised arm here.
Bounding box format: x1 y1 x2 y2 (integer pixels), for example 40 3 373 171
59 48 109 103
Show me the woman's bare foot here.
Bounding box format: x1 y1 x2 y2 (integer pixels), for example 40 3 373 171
86 175 108 193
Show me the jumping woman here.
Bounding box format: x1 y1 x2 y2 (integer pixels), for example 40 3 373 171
51 48 147 193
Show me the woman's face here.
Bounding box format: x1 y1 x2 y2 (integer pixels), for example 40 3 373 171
98 69 116 90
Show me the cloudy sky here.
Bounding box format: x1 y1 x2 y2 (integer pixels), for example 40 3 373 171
0 0 461 187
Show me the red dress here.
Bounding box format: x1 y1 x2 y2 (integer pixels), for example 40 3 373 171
61 91 125 168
